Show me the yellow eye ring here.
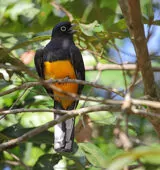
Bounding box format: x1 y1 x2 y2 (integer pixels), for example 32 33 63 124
60 26 67 32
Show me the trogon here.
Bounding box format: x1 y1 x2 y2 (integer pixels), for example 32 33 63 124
34 21 85 152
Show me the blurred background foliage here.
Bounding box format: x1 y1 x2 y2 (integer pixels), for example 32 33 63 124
0 0 160 169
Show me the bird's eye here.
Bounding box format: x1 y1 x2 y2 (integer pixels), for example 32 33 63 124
60 26 67 32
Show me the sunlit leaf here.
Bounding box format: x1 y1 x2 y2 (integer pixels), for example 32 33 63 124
89 111 116 125
79 21 103 36
26 145 44 166
7 2 36 21
79 142 108 168
107 19 127 32
107 146 160 170
100 0 117 10
38 3 53 25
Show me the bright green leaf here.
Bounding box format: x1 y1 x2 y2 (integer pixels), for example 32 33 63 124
89 111 116 125
108 146 160 170
79 142 109 168
7 2 35 21
38 3 53 25
79 21 103 36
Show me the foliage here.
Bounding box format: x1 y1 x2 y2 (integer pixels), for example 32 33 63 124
0 0 160 170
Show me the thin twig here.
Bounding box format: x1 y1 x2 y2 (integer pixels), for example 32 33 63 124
50 1 74 21
111 42 128 93
5 151 30 170
0 105 120 116
128 63 139 93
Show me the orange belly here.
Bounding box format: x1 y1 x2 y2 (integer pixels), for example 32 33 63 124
44 60 78 109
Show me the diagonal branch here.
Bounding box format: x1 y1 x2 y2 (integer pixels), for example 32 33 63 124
50 1 73 21
0 105 120 151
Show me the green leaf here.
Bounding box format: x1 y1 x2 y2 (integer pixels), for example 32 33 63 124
107 19 127 32
79 142 108 168
7 2 35 21
0 133 9 143
144 163 160 170
0 6 7 24
0 0 19 6
33 154 62 170
107 145 160 170
61 143 86 168
11 35 50 50
1 124 53 145
79 21 103 36
89 111 116 125
136 146 160 165
100 0 117 11
25 145 45 166
38 3 53 25
141 0 154 19
108 156 133 170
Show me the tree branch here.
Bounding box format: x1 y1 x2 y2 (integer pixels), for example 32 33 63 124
0 103 160 151
86 63 160 71
0 78 123 97
118 0 156 97
118 0 160 136
1 99 160 117
0 105 120 151
50 1 74 21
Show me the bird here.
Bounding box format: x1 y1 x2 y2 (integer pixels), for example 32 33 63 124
34 21 85 152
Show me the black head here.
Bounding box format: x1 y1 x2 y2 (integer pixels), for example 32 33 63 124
51 21 76 38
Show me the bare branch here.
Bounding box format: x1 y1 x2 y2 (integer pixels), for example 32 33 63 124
118 0 160 136
50 1 73 21
1 99 160 117
0 105 119 151
0 102 160 151
0 78 123 97
0 82 40 96
131 108 160 118
4 151 30 170
118 0 156 97
0 105 120 116
2 63 160 72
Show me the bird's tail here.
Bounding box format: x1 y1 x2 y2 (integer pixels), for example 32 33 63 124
54 113 75 152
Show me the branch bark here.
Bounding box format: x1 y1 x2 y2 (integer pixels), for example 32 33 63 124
0 103 160 151
50 1 73 21
0 78 122 97
119 0 156 97
118 0 160 136
1 99 160 117
0 105 120 151
85 63 160 72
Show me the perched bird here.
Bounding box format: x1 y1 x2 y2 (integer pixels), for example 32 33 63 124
34 21 85 152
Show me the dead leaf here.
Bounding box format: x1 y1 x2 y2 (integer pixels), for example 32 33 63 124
20 50 35 65
75 115 93 142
